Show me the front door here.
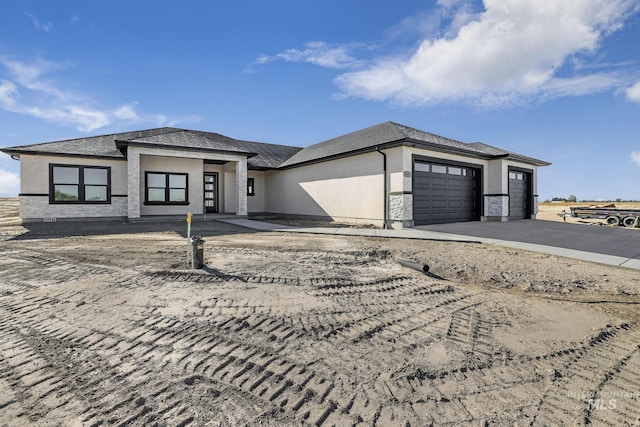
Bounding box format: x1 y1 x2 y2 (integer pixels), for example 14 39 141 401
204 173 218 213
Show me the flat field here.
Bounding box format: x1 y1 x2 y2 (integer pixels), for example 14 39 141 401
0 197 20 227
1 207 639 425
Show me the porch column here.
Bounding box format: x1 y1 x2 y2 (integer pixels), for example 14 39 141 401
236 158 247 216
127 149 141 219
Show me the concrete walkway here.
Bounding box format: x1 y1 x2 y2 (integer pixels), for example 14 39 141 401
220 218 640 270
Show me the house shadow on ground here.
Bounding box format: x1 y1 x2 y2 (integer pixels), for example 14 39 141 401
4 219 258 241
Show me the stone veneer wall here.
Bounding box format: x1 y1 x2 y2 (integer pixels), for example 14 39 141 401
20 195 128 222
388 192 413 228
483 195 509 220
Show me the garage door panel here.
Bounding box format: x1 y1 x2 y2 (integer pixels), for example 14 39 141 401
509 171 529 220
414 162 479 226
429 213 448 221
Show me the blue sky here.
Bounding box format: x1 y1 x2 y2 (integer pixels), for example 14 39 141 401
1 0 640 201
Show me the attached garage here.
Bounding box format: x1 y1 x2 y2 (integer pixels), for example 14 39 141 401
413 159 481 225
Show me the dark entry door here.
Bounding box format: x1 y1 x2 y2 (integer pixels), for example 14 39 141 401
204 173 218 213
509 170 530 220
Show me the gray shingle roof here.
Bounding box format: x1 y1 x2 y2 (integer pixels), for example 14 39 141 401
2 127 303 169
279 121 549 167
1 121 549 169
1 128 176 159
120 129 254 155
233 140 303 170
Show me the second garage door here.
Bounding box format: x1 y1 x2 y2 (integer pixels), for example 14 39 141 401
508 170 530 220
414 161 479 225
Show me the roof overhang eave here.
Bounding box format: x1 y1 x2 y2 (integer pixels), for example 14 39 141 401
403 138 496 160
0 149 124 161
504 153 551 167
407 139 551 166
115 140 258 158
0 149 20 159
277 139 406 169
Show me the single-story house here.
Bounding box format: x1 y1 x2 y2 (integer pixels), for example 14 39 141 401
1 121 550 228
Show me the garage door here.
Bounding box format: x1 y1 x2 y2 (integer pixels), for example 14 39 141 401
509 171 529 220
414 161 479 225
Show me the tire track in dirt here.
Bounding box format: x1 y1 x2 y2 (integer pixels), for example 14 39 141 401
142 312 358 425
0 248 114 282
0 299 264 425
0 287 355 425
2 239 640 425
524 323 640 426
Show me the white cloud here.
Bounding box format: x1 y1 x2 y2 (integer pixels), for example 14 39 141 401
27 13 53 32
113 103 139 121
0 168 20 195
249 41 364 72
0 80 19 108
0 57 188 132
2 58 69 99
631 150 640 167
24 105 110 132
335 0 640 107
625 80 640 103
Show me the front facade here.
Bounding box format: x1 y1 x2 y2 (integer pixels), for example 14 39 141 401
2 122 550 228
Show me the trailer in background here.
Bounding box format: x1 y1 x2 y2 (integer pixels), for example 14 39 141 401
567 204 640 227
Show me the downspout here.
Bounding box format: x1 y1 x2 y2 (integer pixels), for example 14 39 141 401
376 147 388 229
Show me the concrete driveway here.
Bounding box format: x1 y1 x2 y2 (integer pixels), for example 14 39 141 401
223 218 640 269
418 219 640 265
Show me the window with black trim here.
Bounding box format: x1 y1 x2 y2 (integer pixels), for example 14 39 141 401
145 172 189 204
50 164 111 204
247 178 255 196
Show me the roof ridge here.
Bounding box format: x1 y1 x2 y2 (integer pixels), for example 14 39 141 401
236 138 303 149
393 122 465 145
115 127 185 142
379 121 408 141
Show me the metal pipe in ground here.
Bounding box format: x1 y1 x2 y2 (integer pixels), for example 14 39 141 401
397 259 430 273
396 259 449 281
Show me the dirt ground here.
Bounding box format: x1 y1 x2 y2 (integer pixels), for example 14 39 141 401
1 200 640 426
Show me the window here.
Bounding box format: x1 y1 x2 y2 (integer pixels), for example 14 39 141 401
145 172 189 204
247 177 255 196
414 163 430 172
50 164 110 204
